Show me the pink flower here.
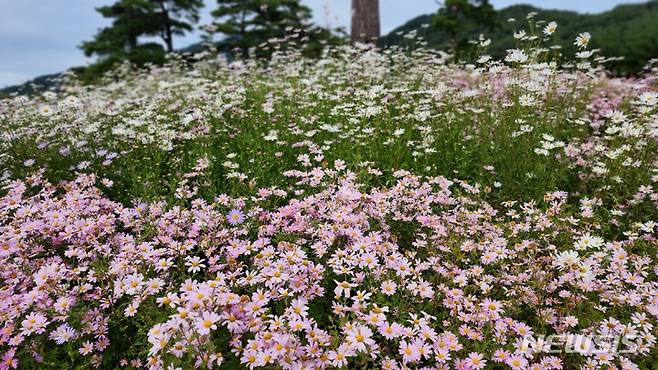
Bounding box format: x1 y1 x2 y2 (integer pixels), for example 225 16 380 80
196 311 220 335
328 344 353 367
507 354 528 369
226 209 245 225
378 322 403 339
346 325 374 353
381 280 397 295
334 280 356 298
399 340 420 363
1 349 18 369
20 312 48 335
79 341 94 356
465 352 487 370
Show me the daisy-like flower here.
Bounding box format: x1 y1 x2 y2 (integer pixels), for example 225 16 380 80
564 315 579 327
507 354 528 370
543 21 558 36
49 323 76 344
226 209 245 225
480 298 503 318
21 312 48 335
155 258 174 272
328 343 354 367
574 233 604 250
638 91 657 106
399 340 420 363
53 296 74 314
555 250 580 269
334 280 356 298
574 32 591 49
378 321 402 339
1 349 18 369
185 256 206 273
513 30 527 39
79 341 94 356
289 297 309 318
38 104 54 117
505 49 529 64
328 344 353 367
465 352 487 370
381 280 397 296
346 324 374 353
196 311 221 335
492 349 510 363
124 302 139 317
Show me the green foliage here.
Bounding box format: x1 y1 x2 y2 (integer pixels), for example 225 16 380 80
434 0 497 48
381 0 658 75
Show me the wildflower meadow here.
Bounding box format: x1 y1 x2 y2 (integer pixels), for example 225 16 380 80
1 18 658 370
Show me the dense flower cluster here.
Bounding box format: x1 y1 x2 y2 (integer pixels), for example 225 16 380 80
0 165 657 369
1 15 658 370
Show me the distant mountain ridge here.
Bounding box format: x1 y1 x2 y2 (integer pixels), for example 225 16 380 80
1 73 63 96
379 1 658 75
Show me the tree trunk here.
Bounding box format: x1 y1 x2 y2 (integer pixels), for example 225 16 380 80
164 26 173 53
157 0 174 52
350 0 380 44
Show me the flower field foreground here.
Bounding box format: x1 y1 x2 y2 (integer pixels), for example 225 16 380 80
2 22 658 370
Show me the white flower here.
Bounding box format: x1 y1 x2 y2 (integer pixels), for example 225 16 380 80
609 110 627 123
50 324 76 344
505 49 528 64
640 221 655 233
638 91 657 106
263 130 279 141
555 250 580 269
574 233 604 250
124 302 139 317
39 104 54 117
519 94 536 107
543 21 558 36
574 32 591 49
63 95 80 106
576 50 595 59
477 55 492 64
185 256 206 273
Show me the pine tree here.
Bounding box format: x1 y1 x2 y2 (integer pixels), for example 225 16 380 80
80 0 202 76
81 0 162 59
211 0 315 56
151 0 205 52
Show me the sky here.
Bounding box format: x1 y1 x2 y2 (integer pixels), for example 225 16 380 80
0 0 648 87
